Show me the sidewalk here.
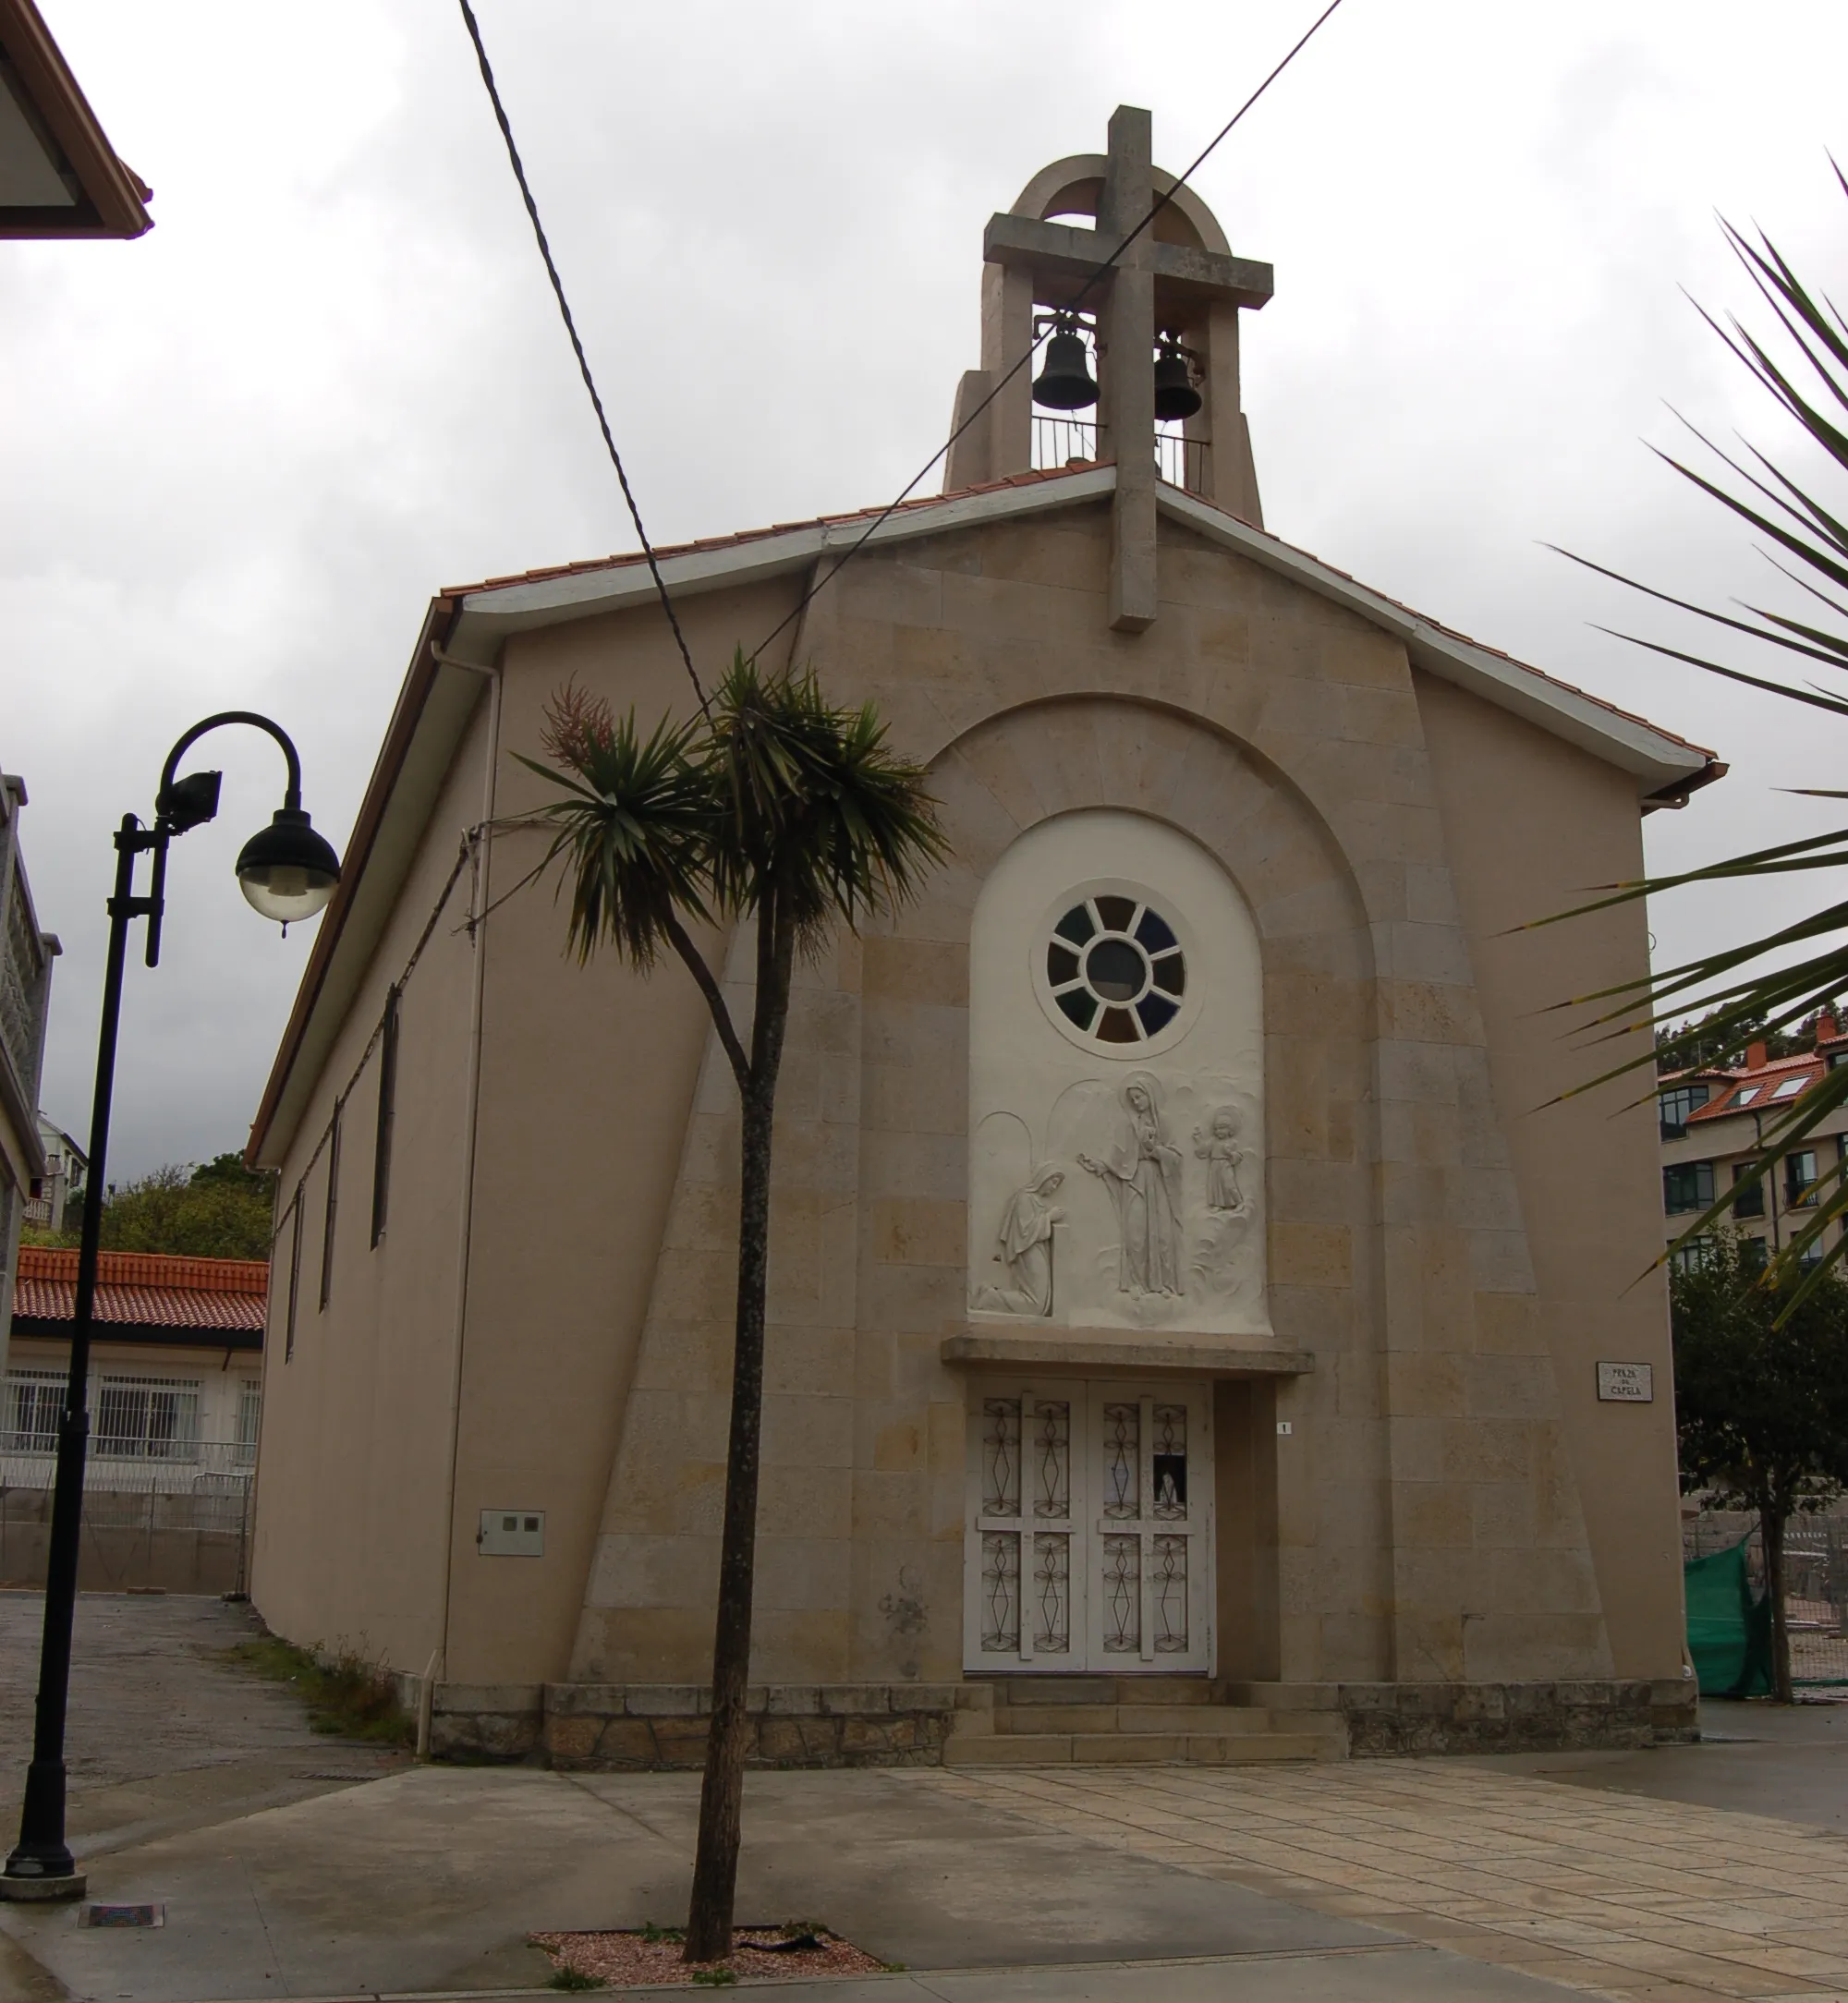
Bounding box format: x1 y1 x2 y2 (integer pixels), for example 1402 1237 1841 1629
3 1600 1847 2001
0 1765 1582 2003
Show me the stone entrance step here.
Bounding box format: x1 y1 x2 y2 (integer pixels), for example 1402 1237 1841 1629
945 1676 1347 1766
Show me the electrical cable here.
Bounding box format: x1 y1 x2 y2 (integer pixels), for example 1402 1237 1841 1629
456 0 708 711
745 0 1350 669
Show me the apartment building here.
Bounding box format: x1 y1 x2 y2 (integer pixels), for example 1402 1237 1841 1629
1659 1016 1848 1269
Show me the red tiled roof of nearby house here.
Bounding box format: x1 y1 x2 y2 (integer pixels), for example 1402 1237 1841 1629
13 1247 267 1332
1684 1027 1843 1123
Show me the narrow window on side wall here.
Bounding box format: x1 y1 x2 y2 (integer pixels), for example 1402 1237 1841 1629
319 1096 343 1311
285 1197 304 1363
371 985 400 1248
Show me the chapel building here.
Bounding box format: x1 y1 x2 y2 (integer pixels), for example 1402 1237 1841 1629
247 110 1720 1763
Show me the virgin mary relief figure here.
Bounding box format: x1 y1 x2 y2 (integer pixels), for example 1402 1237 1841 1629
1078 1073 1185 1297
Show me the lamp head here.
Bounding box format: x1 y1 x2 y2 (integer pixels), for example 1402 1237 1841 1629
235 807 339 929
156 770 223 834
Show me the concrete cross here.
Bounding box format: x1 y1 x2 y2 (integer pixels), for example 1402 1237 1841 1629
980 107 1273 631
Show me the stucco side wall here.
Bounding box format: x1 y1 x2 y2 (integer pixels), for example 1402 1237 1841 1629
571 501 1618 1690
1414 669 1685 1681
250 697 491 1671
443 580 803 1688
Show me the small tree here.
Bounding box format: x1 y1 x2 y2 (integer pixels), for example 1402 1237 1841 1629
24 1158 275 1258
522 652 943 1961
1670 1232 1848 1701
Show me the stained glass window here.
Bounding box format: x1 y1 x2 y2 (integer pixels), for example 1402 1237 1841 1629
1043 894 1185 1047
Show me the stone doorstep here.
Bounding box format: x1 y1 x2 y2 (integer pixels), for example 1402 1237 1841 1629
942 1730 1343 1767
540 1681 974 1720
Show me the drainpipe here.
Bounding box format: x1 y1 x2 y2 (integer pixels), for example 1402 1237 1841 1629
1750 1109 1781 1256
427 652 502 1756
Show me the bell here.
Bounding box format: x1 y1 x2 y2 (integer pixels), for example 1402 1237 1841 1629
1153 344 1202 423
1032 327 1099 411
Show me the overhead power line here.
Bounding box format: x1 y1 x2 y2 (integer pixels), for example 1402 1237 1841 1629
746 0 1350 669
456 0 707 710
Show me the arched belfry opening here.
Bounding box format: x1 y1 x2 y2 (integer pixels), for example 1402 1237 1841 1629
943 105 1273 631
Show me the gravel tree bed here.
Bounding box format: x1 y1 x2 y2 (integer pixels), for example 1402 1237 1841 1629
531 1924 887 1988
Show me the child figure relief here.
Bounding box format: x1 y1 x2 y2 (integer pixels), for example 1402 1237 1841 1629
1193 1107 1248 1216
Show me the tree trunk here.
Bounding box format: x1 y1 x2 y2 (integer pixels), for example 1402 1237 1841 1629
1763 1492 1793 1705
685 902 795 1963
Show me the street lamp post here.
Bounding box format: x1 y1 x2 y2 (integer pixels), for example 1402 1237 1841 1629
0 712 339 1900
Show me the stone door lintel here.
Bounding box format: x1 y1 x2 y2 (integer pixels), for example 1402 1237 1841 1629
942 1330 1313 1377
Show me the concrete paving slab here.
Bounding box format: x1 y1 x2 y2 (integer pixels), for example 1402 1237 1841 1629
194 1944 1587 2001
1458 1695 1848 1833
0 1768 654 2003
574 1769 1395 1971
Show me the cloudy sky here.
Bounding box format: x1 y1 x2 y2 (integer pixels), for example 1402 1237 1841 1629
7 0 1848 1179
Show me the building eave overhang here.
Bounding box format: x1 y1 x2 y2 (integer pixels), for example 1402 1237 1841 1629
0 0 152 239
249 464 1721 1163
246 600 488 1170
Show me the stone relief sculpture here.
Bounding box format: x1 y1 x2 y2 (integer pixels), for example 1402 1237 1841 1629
972 1167 1066 1316
1076 1073 1185 1298
1193 1107 1248 1214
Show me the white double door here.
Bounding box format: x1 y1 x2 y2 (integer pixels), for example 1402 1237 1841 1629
963 1379 1213 1674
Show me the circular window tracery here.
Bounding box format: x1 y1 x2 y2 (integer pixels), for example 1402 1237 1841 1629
1044 893 1186 1046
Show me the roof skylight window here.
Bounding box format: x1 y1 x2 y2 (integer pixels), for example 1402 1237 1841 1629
1735 1087 1763 1106
1770 1075 1807 1099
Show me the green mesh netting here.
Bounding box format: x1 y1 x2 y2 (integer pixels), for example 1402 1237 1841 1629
1685 1538 1772 1698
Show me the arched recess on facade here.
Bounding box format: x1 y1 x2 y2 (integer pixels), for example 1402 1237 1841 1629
901 692 1393 1679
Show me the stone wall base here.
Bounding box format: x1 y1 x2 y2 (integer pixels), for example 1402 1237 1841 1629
407 1681 979 1768
1223 1678 1700 1755
413 1675 1699 1766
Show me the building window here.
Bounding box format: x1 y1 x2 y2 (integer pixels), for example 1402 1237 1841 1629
1044 895 1185 1046
1830 1050 1848 1070
1670 1235 1717 1275
1740 1235 1769 1273
3 1368 66 1453
1659 1083 1712 1138
1734 1086 1763 1108
94 1376 200 1461
1732 1166 1766 1220
1770 1075 1807 1101
235 1381 261 1465
1787 1150 1820 1208
319 1096 342 1312
1663 1160 1716 1215
371 985 399 1247
285 1196 303 1363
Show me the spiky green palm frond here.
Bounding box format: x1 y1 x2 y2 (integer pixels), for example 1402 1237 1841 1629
512 688 712 967
702 650 947 951
1549 171 1848 1305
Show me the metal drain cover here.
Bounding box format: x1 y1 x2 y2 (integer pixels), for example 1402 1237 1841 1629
86 1903 164 1927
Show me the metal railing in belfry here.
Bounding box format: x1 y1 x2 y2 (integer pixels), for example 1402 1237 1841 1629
1028 416 1211 498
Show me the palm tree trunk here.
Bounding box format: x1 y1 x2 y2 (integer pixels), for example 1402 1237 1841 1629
685 901 795 1962
1763 1491 1793 1704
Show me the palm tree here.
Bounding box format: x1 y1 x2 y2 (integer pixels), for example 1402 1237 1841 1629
520 652 944 1961
1547 171 1848 1305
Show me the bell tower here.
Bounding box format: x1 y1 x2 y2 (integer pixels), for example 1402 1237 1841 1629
943 106 1273 632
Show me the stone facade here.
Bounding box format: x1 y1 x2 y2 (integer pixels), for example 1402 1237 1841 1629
247 117 1719 1760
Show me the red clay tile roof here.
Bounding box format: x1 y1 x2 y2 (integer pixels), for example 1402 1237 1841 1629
14 1247 267 1331
1688 1052 1830 1123
441 464 1720 773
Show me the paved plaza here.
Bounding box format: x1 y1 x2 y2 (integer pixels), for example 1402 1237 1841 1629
0 1597 1845 2000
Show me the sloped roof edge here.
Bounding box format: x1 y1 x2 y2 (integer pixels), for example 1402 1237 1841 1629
446 464 1719 804
0 0 153 238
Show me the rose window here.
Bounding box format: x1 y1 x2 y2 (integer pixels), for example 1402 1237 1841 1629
1044 894 1185 1045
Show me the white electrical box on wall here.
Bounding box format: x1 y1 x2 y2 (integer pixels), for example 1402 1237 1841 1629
479 1509 544 1557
